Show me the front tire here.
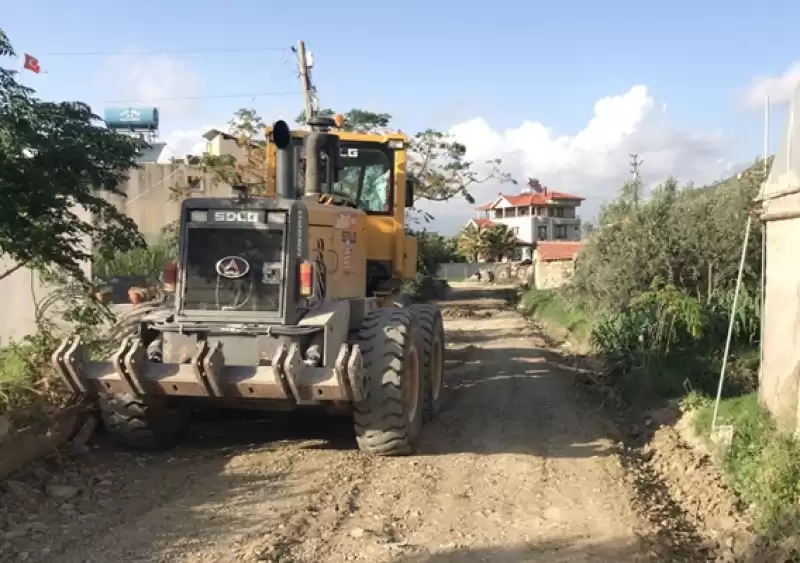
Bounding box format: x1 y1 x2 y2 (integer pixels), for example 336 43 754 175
353 308 423 455
99 393 190 450
410 304 445 423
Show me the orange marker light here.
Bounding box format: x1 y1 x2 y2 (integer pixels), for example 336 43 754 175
299 261 313 296
333 113 345 128
163 260 177 293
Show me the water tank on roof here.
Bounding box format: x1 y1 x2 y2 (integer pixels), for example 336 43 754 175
103 106 159 130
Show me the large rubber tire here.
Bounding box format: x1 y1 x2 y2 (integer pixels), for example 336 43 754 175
353 308 423 456
410 304 445 423
99 393 190 450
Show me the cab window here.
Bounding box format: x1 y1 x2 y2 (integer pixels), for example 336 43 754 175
333 147 392 214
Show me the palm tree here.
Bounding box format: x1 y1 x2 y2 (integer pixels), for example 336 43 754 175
484 224 518 261
458 224 489 262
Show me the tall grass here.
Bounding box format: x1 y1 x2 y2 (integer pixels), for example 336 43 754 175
0 333 69 429
589 282 760 400
519 288 592 343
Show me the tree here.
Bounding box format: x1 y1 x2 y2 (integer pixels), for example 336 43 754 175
172 107 267 199
296 108 515 207
458 224 488 262
0 29 145 282
570 160 768 311
296 108 391 132
483 224 519 261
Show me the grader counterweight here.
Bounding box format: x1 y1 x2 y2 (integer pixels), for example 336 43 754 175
52 116 445 456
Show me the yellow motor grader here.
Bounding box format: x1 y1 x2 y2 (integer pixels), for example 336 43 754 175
52 115 445 456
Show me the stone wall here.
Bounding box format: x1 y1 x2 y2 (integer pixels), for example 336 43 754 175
534 259 575 290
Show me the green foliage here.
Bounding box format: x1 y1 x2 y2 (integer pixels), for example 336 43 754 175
403 229 454 301
297 108 391 132
413 231 463 267
693 394 800 540
589 281 760 400
0 332 69 429
0 29 146 282
458 222 518 262
297 108 514 206
171 107 267 197
543 159 769 401
570 162 767 310
520 288 591 340
92 240 175 281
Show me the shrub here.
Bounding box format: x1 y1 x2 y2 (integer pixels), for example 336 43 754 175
589 281 760 400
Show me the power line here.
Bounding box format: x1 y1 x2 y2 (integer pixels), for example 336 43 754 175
88 90 300 104
36 46 291 57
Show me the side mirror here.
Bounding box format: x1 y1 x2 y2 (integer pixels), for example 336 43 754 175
405 178 414 208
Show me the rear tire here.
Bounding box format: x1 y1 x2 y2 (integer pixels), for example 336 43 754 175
353 308 423 455
410 304 445 423
99 393 190 450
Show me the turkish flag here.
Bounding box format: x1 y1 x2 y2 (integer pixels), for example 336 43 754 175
23 54 41 74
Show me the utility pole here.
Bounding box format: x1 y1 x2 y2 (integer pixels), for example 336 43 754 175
629 153 644 208
295 40 316 122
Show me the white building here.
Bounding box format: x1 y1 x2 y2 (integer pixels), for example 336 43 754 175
466 179 584 260
202 129 247 163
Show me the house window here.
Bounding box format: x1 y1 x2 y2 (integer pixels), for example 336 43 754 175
555 225 568 239
493 209 503 219
187 175 204 193
506 207 517 217
537 226 547 240
553 207 565 218
518 206 529 216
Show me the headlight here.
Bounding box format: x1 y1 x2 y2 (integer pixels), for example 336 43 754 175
267 212 287 224
189 210 208 223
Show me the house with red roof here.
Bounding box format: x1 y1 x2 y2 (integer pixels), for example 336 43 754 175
464 179 584 260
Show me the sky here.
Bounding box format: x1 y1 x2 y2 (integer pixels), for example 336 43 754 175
4 0 800 233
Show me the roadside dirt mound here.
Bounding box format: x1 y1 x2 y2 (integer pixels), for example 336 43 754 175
634 416 800 563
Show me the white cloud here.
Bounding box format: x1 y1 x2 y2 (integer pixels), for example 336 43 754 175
743 62 800 109
418 85 734 234
102 50 202 116
157 125 223 163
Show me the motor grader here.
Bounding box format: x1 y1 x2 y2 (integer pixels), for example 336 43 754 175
52 116 445 456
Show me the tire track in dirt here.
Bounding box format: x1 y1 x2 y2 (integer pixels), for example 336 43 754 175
2 284 672 562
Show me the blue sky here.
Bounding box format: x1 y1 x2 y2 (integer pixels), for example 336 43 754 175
4 0 800 232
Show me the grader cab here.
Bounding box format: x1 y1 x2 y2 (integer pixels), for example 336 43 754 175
52 116 445 456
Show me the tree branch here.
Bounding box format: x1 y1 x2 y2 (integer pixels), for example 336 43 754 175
0 261 27 282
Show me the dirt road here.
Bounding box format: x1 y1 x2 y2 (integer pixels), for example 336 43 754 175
1 285 660 562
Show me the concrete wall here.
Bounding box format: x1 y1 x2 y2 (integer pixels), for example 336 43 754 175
0 208 93 346
760 190 800 434
103 163 231 241
0 163 228 347
209 136 245 163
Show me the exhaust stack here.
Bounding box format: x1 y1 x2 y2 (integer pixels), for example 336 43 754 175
304 115 341 197
272 120 295 199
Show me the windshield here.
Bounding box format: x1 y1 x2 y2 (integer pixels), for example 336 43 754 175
290 139 393 214
333 147 392 213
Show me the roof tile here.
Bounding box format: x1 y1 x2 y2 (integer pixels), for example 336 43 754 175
535 241 583 261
